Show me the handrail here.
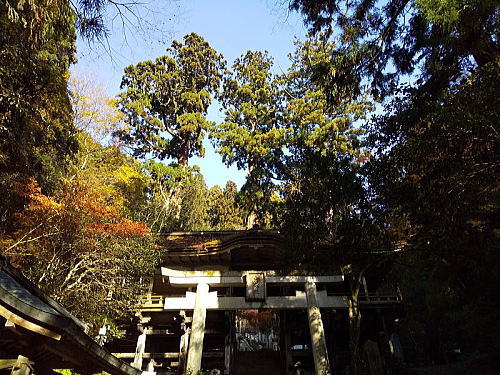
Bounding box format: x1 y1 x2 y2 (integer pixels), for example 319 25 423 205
137 295 164 307
328 292 402 303
359 294 401 303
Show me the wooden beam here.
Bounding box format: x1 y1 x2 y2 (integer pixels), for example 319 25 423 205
0 305 61 340
266 275 344 284
145 329 175 335
113 352 224 359
163 290 348 310
161 268 343 287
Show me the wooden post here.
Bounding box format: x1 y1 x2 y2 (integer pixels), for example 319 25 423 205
179 325 190 373
132 327 147 370
362 277 369 301
305 281 332 375
224 287 234 375
224 309 235 375
280 310 294 375
186 282 209 373
224 329 231 374
12 355 32 375
147 277 154 299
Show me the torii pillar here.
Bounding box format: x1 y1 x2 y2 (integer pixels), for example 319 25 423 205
305 280 332 375
186 283 209 373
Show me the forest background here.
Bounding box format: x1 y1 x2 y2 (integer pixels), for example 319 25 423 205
0 0 498 373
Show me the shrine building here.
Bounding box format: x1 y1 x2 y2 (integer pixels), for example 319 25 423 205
109 230 403 375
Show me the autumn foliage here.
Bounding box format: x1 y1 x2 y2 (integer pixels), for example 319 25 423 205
238 310 276 333
3 178 157 332
8 178 148 256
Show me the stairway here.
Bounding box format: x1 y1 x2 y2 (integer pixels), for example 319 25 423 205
233 350 283 375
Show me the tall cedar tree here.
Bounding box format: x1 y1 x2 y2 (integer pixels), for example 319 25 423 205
368 63 500 357
283 38 371 158
207 181 244 230
117 33 225 166
278 37 386 375
211 51 287 226
290 0 500 364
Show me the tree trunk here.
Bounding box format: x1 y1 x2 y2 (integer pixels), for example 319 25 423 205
245 158 257 229
348 282 363 375
178 139 190 166
245 211 257 229
178 154 188 166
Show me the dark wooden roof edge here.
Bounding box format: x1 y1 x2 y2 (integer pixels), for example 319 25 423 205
0 254 86 330
0 255 141 375
157 230 283 261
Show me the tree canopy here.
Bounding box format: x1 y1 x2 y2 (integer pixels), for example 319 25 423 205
117 33 225 166
211 50 286 226
0 0 78 232
285 0 500 367
212 50 285 171
289 0 499 99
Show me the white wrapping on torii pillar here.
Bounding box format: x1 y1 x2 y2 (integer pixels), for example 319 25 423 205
186 282 209 373
305 280 332 375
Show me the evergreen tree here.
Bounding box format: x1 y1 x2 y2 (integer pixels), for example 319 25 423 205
277 36 394 375
282 38 371 158
211 51 287 226
289 0 499 99
368 63 500 357
213 51 285 171
279 152 404 375
207 181 244 230
289 0 500 363
117 33 225 166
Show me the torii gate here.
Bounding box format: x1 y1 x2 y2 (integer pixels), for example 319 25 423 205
147 268 347 375
127 231 402 375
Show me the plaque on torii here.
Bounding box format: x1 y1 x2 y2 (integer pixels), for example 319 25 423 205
245 272 266 301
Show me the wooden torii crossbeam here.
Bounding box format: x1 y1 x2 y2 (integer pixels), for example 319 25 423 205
160 268 347 310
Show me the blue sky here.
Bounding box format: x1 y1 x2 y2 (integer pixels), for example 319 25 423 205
74 0 307 188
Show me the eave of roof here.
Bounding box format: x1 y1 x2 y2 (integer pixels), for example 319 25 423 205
0 255 141 375
156 229 283 267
